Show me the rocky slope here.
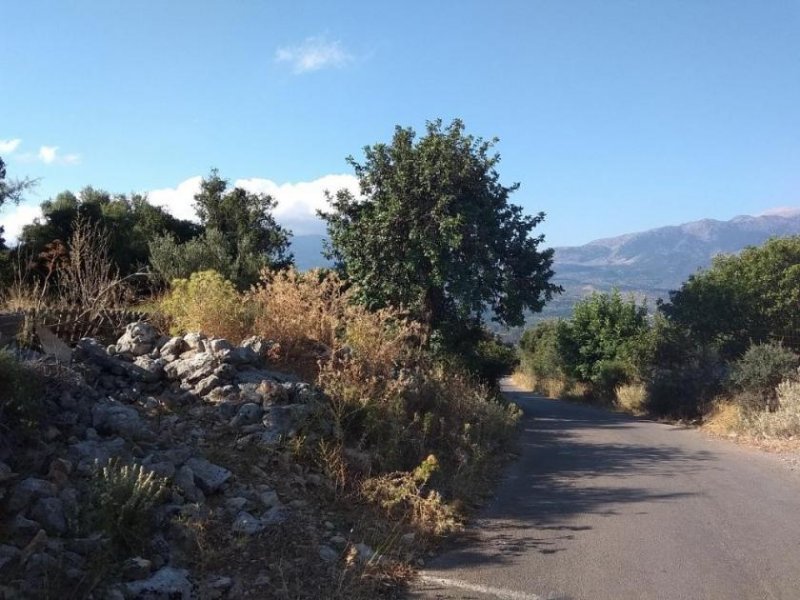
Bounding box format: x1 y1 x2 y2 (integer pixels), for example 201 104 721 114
0 323 394 599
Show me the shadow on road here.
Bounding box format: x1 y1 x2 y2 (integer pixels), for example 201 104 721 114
427 390 716 570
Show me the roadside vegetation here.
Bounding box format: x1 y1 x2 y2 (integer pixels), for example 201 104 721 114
0 120 546 597
515 236 800 442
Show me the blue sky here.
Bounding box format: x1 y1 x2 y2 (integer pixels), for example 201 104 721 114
1 0 798 246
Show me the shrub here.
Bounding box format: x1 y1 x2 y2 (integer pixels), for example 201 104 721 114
249 269 350 366
615 382 647 415
159 270 254 343
518 320 564 381
729 343 799 412
745 379 800 438
361 455 460 536
88 459 169 552
556 291 649 397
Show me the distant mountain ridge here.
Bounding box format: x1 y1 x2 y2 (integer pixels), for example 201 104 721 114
289 211 800 322
546 211 800 319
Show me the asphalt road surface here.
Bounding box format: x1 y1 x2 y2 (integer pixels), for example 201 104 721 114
409 381 800 600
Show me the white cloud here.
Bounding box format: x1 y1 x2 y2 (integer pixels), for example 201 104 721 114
760 206 800 218
0 203 42 245
0 139 21 154
275 36 353 74
147 176 204 223
38 145 58 164
30 145 81 165
236 174 359 234
146 173 359 234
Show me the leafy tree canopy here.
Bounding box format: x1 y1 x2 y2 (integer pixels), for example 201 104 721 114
320 119 559 347
188 169 293 285
661 236 800 358
18 186 201 275
557 290 650 389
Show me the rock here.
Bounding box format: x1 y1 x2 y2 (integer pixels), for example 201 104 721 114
260 404 310 443
257 490 279 509
70 437 129 475
164 352 218 384
19 529 48 565
225 346 258 366
0 544 20 572
318 545 339 562
8 477 56 512
132 356 165 383
183 332 207 351
240 336 274 361
261 505 289 526
125 566 193 599
185 458 231 494
207 339 233 355
225 497 249 515
9 514 41 541
205 575 233 599
329 534 347 549
192 374 222 397
174 466 204 503
401 532 416 545
116 322 159 357
160 337 188 360
121 557 153 581
354 542 375 564
230 403 263 427
24 551 60 580
147 461 176 479
30 497 67 535
92 401 152 441
232 511 264 536
0 461 17 484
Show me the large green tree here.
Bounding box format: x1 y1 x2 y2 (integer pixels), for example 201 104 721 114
320 119 559 347
18 187 200 275
557 290 650 391
185 169 292 285
661 236 800 358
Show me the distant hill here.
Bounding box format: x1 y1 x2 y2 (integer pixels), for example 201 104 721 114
290 234 333 272
288 212 800 334
544 211 800 320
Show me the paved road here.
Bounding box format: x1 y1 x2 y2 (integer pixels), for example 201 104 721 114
409 381 800 600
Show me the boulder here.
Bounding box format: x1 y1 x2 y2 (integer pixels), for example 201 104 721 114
185 458 231 494
30 497 67 535
159 337 188 360
230 403 263 428
163 353 218 384
92 401 152 441
116 322 159 357
125 566 193 599
8 478 56 513
231 511 264 536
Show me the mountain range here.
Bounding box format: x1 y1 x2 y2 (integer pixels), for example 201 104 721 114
290 210 800 323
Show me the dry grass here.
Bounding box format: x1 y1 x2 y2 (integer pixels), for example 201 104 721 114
511 369 588 400
744 380 800 439
614 382 648 415
702 400 744 436
249 269 349 364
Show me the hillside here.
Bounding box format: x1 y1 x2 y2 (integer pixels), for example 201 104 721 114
542 211 800 320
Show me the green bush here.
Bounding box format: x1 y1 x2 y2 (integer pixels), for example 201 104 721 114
159 270 254 343
556 291 649 396
88 459 169 552
518 320 564 381
729 343 799 412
